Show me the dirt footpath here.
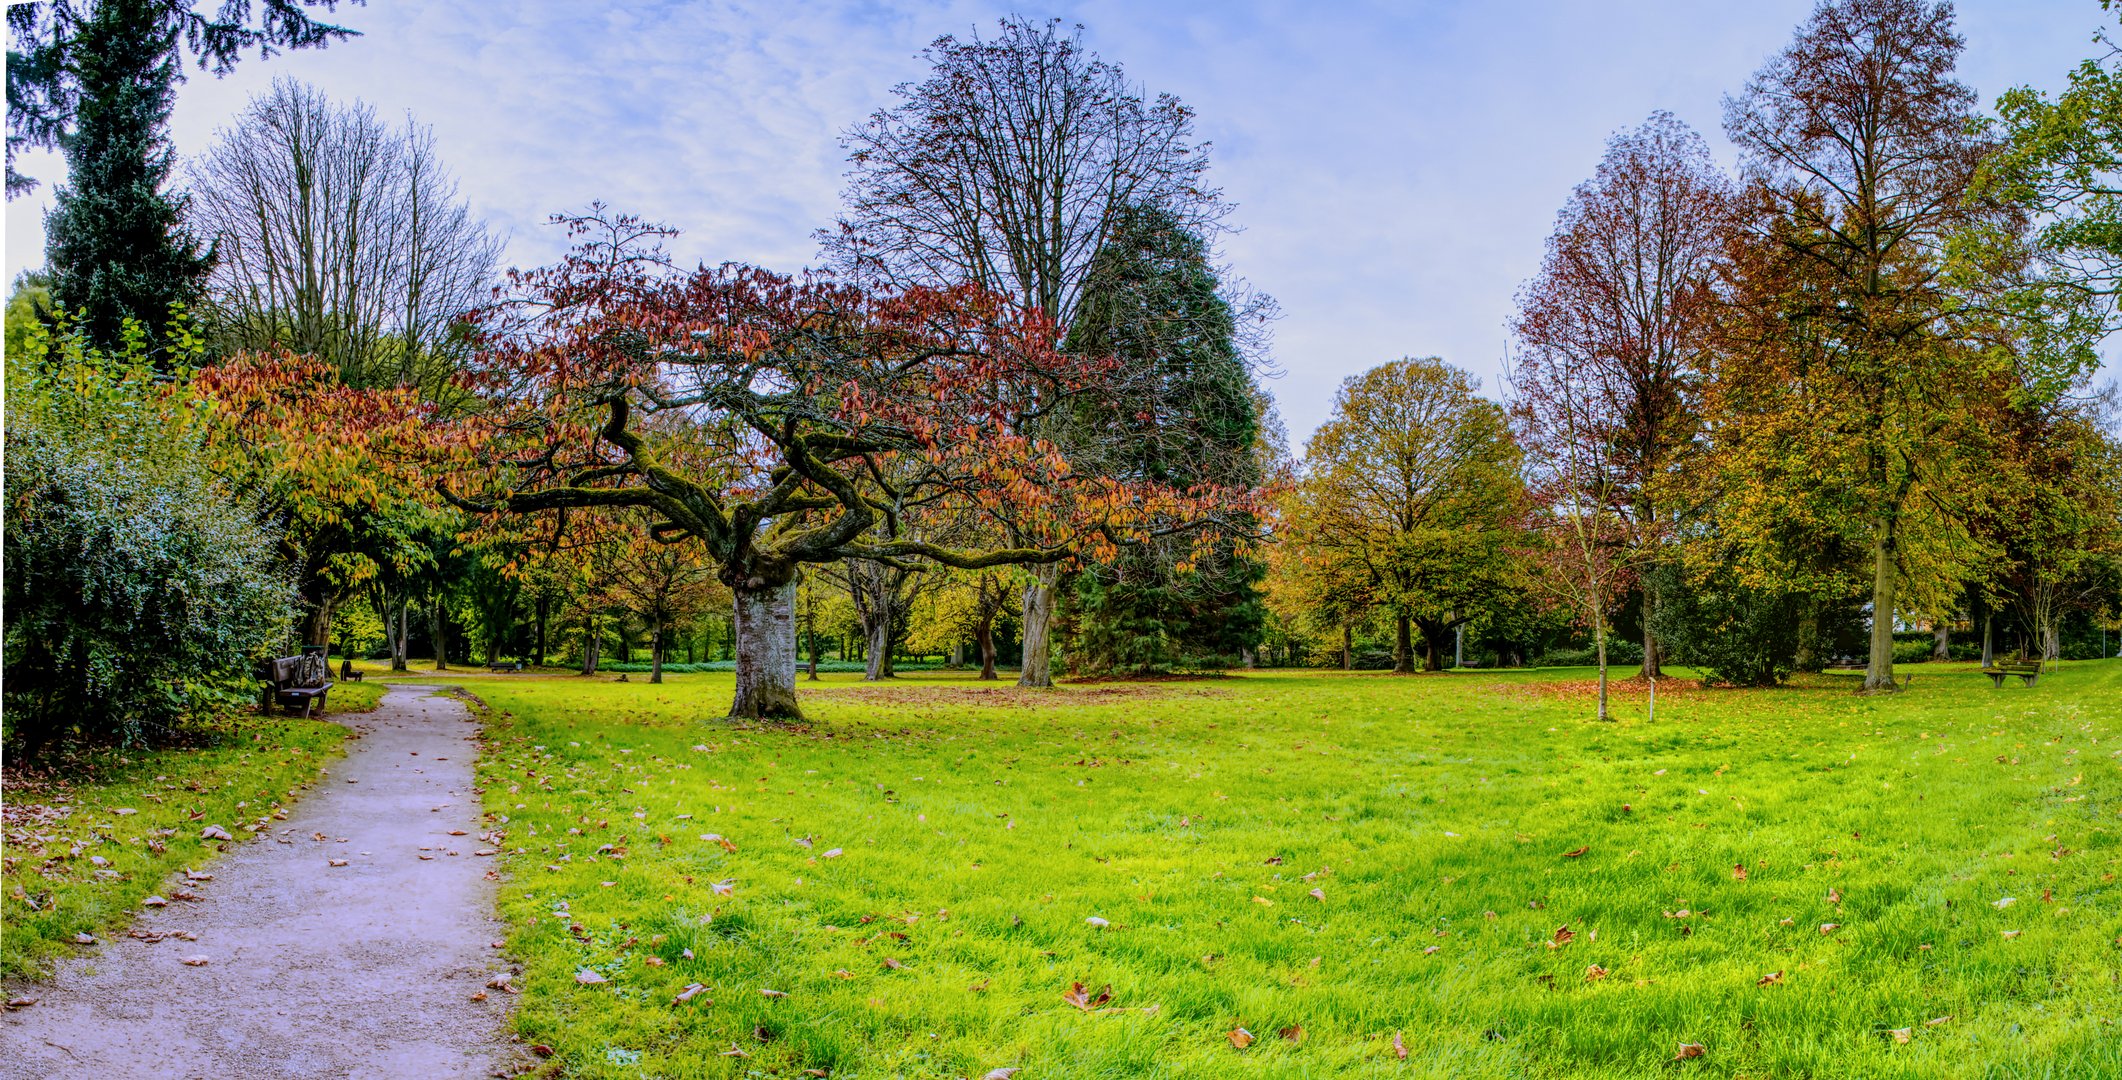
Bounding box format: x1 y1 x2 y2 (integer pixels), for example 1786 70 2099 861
1 685 512 1079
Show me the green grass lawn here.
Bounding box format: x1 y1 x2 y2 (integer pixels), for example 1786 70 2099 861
449 664 2120 1077
0 689 368 978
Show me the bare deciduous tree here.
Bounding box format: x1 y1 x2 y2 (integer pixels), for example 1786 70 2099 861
189 78 500 397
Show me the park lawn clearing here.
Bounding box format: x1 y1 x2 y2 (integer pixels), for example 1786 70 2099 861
1 684 378 979
468 663 2122 1079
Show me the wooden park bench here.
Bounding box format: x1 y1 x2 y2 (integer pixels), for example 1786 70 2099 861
1984 657 2043 688
339 659 364 681
255 649 334 718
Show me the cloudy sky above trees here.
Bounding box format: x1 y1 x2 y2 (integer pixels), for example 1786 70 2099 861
6 0 2111 438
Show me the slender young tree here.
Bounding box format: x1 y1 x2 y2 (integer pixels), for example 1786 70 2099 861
1510 111 1733 679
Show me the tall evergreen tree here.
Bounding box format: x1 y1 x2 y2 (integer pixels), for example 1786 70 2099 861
40 0 212 357
1062 204 1269 672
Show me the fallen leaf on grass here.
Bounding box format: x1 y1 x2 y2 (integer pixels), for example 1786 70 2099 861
1733 864 1748 881
530 1045 554 1058
575 968 607 985
1309 888 1326 902
1826 887 1841 904
1758 970 1784 987
1063 982 1112 1010
1085 916 1109 928
1422 945 1441 955
1551 925 1576 946
882 957 904 971
201 826 233 841
719 1044 750 1058
1925 1015 1952 1027
143 896 168 908
699 833 738 852
673 983 709 1004
760 988 788 998
1585 965 1607 981
1563 847 1588 858
1674 1042 1704 1060
1252 896 1273 906
1393 1030 1408 1059
1819 923 1840 935
711 878 736 896
2000 930 2021 939
821 848 842 859
1228 1027 1254 1048
981 1069 1020 1080
1888 1027 1912 1044
1278 1024 1305 1043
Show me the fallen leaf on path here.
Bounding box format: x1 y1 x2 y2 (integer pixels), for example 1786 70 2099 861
72 933 94 945
470 991 486 1002
328 859 348 867
181 956 209 966
5 997 34 1009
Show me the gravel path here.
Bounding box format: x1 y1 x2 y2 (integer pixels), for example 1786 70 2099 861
0 685 512 1079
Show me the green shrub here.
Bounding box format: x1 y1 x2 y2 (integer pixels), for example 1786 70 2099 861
3 320 289 754
1650 565 1801 687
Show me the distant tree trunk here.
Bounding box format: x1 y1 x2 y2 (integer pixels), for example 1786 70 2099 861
580 613 602 675
1018 564 1059 688
950 642 964 668
863 615 892 681
731 581 800 719
1982 612 1995 667
1391 614 1415 674
533 594 550 667
650 618 666 684
1932 618 1950 662
1793 600 1821 673
1341 624 1352 670
976 614 999 680
1595 607 1611 722
430 603 449 671
1241 645 1256 669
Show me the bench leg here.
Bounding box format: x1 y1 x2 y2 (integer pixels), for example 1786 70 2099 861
2020 674 2038 688
1987 673 2005 689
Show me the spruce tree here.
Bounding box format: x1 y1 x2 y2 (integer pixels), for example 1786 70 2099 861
1063 204 1269 672
42 0 212 359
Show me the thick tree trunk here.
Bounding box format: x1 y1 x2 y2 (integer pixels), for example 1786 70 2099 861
977 615 998 681
650 619 665 684
731 581 800 720
1982 612 1994 667
863 616 892 681
302 586 335 649
1932 618 1950 662
1341 624 1352 670
1863 527 1899 692
580 614 602 675
1391 614 1415 674
430 603 449 671
1018 563 1059 688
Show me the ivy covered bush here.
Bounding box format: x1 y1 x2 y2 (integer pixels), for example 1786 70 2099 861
3 315 288 754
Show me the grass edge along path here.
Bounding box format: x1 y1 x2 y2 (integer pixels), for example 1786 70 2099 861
0 681 382 979
451 664 2122 1078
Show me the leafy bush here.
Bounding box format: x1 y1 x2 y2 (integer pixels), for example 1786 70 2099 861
1650 565 1801 687
596 660 947 675
3 322 289 754
1539 638 1645 669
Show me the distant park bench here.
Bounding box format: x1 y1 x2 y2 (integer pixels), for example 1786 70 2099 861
1983 657 2043 688
487 660 524 673
339 659 364 681
255 649 334 718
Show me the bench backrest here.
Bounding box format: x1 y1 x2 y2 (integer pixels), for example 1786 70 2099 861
256 654 329 689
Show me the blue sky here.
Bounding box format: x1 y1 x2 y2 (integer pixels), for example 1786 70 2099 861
6 0 2113 443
